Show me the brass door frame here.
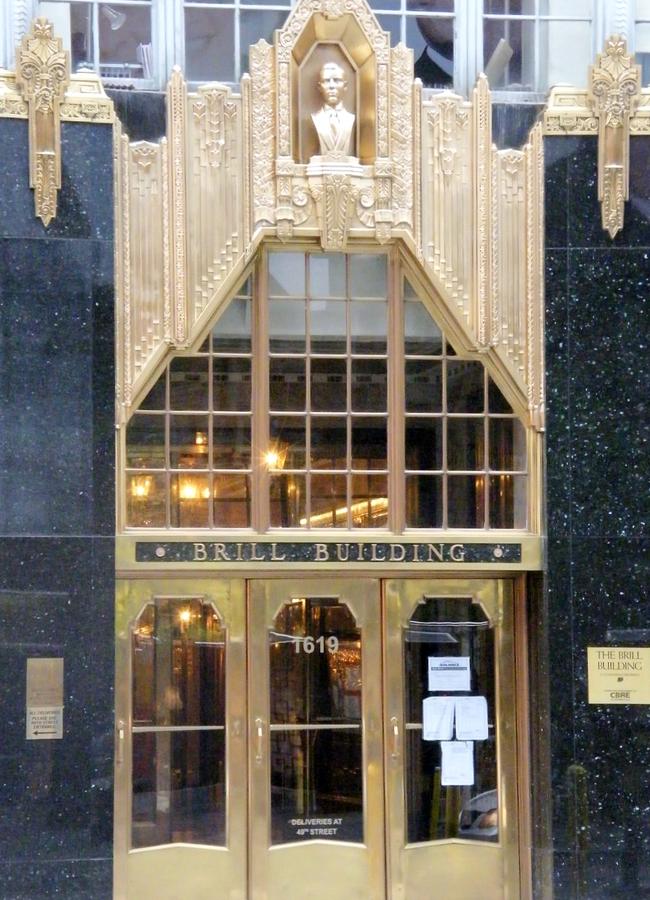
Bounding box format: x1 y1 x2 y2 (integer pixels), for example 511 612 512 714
248 578 385 900
113 578 247 900
383 577 524 900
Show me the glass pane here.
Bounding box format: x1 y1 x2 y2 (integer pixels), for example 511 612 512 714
404 299 443 355
270 358 306 411
349 254 387 298
171 474 210 526
270 298 306 353
213 358 251 411
446 362 484 413
185 9 235 83
448 475 485 528
447 418 485 471
270 730 363 844
311 358 347 412
309 254 346 298
311 417 347 469
213 415 251 468
310 300 346 354
170 415 210 468
405 474 443 527
213 473 250 527
127 472 166 526
488 376 512 413
376 13 402 43
404 596 496 844
269 416 306 469
310 474 348 528
409 15 454 89
352 359 387 412
170 358 209 410
270 474 306 527
351 300 387 354
483 17 534 91
351 418 387 469
212 297 251 353
99 4 151 79
405 418 442 470
406 359 443 412
351 473 388 527
127 414 165 468
269 253 305 296
132 730 225 848
240 9 288 76
140 372 166 410
542 19 592 90
71 3 94 72
270 599 361 724
132 598 226 727
489 419 526 470
489 475 526 528
407 0 454 11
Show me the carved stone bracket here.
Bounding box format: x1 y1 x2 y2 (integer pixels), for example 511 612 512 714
544 35 645 239
15 18 69 226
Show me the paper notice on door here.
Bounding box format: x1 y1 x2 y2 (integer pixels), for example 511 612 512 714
428 656 471 692
422 696 455 740
440 740 475 786
455 696 489 741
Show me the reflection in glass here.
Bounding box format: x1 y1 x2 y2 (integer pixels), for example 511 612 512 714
404 300 443 355
127 472 166 526
310 300 346 354
269 598 363 845
270 416 306 469
126 414 165 468
448 475 485 528
310 358 347 412
309 254 346 298
185 8 235 83
213 358 251 411
170 357 209 410
211 296 252 353
446 361 484 413
270 299 306 353
170 473 210 526
351 417 387 469
170 415 209 468
311 474 347 527
406 360 443 412
270 474 306 527
352 358 387 411
213 473 250 527
212 415 251 469
270 358 306 411
405 474 443 527
269 252 305 296
489 418 526 471
489 475 527 529
351 473 388 527
311 417 347 470
351 301 387 353
131 598 226 848
405 418 443 471
447 418 485 471
403 597 497 844
350 254 386 297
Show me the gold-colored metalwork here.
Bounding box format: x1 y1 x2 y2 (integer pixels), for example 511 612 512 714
114 578 247 900
384 578 525 900
0 20 113 228
544 35 647 240
249 578 385 900
14 18 69 226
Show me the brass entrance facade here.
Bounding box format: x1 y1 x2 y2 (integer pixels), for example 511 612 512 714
114 576 523 899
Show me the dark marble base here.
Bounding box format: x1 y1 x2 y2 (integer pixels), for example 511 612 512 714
0 859 112 900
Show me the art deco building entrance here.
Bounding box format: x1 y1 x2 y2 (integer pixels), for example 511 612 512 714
114 576 521 899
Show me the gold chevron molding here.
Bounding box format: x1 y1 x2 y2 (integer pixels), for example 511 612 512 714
0 18 113 227
544 34 646 239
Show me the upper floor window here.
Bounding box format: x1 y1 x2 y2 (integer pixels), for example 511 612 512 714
124 250 528 532
635 0 650 83
36 0 598 95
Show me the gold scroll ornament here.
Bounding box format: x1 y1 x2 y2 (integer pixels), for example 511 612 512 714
15 19 70 227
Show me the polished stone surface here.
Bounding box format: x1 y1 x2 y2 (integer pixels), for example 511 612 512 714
108 89 166 142
543 133 650 898
491 102 543 150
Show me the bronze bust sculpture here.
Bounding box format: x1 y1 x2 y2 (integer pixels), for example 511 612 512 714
311 61 356 157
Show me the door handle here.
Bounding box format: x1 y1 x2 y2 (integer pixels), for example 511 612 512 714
255 718 264 764
390 716 400 759
116 719 125 766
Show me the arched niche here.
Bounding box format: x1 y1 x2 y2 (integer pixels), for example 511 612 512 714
291 13 376 164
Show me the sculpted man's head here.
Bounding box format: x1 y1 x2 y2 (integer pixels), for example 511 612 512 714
318 62 347 108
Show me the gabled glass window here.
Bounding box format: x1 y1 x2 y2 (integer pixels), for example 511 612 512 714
124 250 528 531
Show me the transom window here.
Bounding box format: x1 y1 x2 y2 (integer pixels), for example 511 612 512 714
125 250 528 531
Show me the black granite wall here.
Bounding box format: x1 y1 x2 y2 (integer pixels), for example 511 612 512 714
0 119 115 899
543 135 649 899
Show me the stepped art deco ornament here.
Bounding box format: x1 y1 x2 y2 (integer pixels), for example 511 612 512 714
312 62 356 157
588 35 641 238
15 18 70 226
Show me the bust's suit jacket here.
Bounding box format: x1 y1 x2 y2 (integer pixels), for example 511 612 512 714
311 106 355 155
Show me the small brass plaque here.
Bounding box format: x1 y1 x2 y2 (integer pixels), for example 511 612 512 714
587 647 650 704
26 657 64 739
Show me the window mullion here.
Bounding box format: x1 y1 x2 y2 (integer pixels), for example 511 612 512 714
389 253 405 534
253 253 270 532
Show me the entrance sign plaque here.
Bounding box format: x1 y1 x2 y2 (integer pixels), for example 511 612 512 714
26 657 64 740
587 646 650 704
135 541 522 564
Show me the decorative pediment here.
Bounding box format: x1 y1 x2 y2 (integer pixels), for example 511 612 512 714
246 0 419 248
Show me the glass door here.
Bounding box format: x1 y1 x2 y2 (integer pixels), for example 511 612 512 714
248 578 385 900
383 579 521 900
114 579 247 900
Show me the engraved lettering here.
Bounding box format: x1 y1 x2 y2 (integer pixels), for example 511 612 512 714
427 543 445 562
193 543 207 561
336 543 350 562
370 543 383 561
212 543 230 561
251 543 265 561
450 543 466 562
389 543 406 562
271 542 286 561
235 542 244 561
315 543 330 561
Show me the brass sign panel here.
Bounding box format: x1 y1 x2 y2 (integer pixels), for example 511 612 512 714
587 646 650 704
26 657 64 739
